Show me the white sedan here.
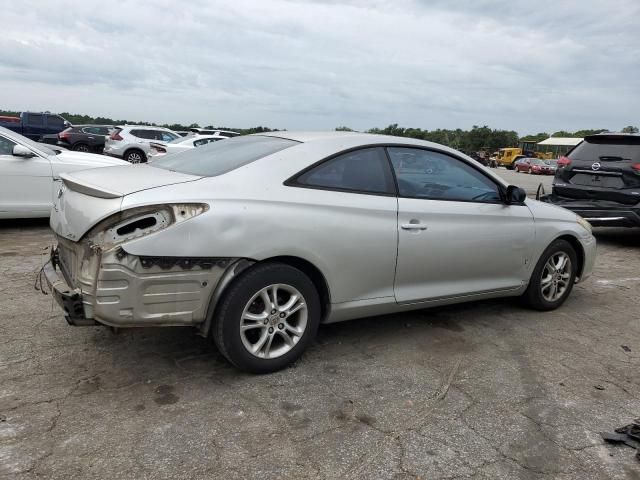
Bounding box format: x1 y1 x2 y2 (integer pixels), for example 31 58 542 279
147 135 225 160
0 126 128 219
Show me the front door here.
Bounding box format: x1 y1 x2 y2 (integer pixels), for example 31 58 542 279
0 134 53 218
388 147 535 303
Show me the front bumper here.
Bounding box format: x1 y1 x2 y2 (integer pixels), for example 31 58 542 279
541 194 640 228
45 240 235 328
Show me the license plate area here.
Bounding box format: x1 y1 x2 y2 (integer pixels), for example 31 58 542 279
571 173 624 189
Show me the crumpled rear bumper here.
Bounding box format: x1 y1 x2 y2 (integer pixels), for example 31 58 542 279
45 241 237 328
540 194 640 227
44 256 98 326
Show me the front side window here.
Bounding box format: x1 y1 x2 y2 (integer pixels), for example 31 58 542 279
0 135 17 156
294 148 395 195
388 147 501 203
159 131 179 142
152 135 299 177
48 115 64 128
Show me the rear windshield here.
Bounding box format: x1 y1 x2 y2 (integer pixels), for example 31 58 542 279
568 136 640 162
151 135 300 176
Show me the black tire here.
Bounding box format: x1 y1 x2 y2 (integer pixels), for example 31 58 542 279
212 262 321 373
125 149 146 163
72 143 90 152
523 239 577 311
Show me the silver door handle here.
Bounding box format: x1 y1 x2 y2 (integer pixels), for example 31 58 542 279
401 224 427 230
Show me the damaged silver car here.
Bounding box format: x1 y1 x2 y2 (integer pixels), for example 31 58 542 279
45 132 597 373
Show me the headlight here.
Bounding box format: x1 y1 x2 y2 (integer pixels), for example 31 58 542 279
576 215 592 234
87 203 209 246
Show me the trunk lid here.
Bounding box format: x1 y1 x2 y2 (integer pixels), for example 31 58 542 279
553 135 640 204
51 165 202 241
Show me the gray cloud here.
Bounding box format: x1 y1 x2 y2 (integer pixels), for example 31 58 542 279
0 0 638 133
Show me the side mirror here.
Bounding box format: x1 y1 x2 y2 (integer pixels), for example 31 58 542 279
505 185 527 204
12 144 35 158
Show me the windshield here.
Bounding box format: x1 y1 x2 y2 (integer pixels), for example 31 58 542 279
152 135 300 176
530 159 545 165
0 126 56 156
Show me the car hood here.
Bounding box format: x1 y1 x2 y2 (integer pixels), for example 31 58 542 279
55 151 128 167
52 165 203 241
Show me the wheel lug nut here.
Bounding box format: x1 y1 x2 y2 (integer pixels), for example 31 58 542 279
279 312 286 318
271 309 276 314
268 327 274 334
278 323 284 329
263 319 268 325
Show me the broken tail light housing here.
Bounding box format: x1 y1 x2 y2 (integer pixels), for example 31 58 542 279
631 163 640 174
86 203 209 247
557 156 571 168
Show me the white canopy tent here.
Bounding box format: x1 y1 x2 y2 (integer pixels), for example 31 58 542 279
537 137 583 147
536 137 583 157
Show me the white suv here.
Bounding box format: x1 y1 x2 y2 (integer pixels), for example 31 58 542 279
104 126 181 163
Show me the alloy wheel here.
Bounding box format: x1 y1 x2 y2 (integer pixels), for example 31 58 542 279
240 284 308 359
540 252 572 302
127 152 143 163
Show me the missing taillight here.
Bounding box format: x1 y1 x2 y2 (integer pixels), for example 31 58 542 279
116 216 157 236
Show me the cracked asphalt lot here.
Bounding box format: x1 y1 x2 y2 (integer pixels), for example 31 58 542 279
1 214 639 479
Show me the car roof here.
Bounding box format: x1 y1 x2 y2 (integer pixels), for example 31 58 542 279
256 131 445 148
117 125 174 131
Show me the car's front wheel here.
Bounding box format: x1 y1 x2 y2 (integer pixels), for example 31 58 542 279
212 263 321 373
523 239 577 311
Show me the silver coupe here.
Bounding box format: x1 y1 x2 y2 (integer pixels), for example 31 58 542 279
45 132 596 372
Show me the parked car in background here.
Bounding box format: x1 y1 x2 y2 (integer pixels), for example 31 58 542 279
515 157 555 175
56 125 114 153
45 132 595 373
0 112 68 141
103 126 181 163
188 128 240 137
0 126 127 219
541 133 640 227
147 134 226 160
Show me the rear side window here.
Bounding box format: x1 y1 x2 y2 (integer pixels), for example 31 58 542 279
568 136 640 162
152 135 299 177
29 114 44 126
294 148 395 195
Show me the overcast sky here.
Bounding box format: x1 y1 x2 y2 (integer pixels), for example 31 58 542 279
1 0 638 134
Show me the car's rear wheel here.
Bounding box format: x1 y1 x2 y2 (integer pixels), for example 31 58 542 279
125 149 146 163
212 263 321 373
72 143 90 152
523 239 577 311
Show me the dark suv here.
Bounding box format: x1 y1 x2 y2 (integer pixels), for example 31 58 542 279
57 125 114 153
541 133 640 227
